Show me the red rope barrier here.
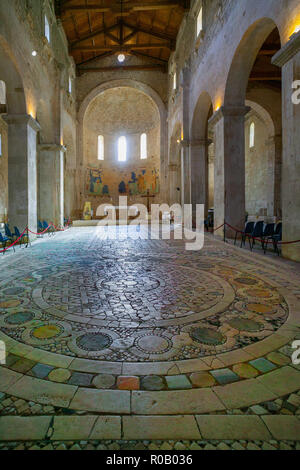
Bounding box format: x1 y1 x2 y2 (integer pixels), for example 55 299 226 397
224 222 300 246
1 219 72 253
0 227 29 253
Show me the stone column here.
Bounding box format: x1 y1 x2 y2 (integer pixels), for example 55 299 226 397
168 163 181 205
266 134 282 218
272 31 300 261
190 139 211 216
38 144 66 227
209 105 250 237
180 140 191 207
3 114 40 233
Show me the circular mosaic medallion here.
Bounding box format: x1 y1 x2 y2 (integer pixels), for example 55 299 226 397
32 324 62 340
135 335 172 354
76 332 113 351
5 311 34 325
227 318 263 332
190 327 225 346
3 287 25 296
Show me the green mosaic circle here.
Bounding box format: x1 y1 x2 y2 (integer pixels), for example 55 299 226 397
190 327 226 346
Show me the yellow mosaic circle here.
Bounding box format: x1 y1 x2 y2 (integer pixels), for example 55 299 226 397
0 300 21 309
32 324 61 339
247 303 274 314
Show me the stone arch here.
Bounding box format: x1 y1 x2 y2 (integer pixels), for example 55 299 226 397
224 18 282 107
78 79 167 203
191 91 213 141
0 35 26 114
190 91 214 215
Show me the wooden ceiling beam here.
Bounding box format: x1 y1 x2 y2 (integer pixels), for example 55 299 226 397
77 64 167 74
70 23 119 48
62 1 184 14
123 21 176 43
72 43 172 52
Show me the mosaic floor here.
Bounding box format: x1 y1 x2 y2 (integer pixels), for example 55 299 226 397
0 226 300 447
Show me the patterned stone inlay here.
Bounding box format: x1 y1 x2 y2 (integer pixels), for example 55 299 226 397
76 332 113 351
190 327 226 346
5 311 34 325
227 319 263 332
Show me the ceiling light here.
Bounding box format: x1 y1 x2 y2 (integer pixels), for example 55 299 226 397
32 51 37 57
118 54 125 63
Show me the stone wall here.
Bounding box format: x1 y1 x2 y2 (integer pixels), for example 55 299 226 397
82 87 161 212
0 117 8 223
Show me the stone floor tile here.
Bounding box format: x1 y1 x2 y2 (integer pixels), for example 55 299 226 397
70 359 122 375
123 416 201 440
214 378 277 409
70 388 130 414
93 374 116 389
117 376 140 390
196 415 271 440
232 363 259 379
141 376 165 391
256 366 300 397
6 375 77 408
262 415 300 440
48 368 72 383
189 372 216 388
0 367 22 393
249 358 277 373
266 352 291 366
31 363 55 379
68 372 94 387
51 416 97 440
131 389 225 415
11 358 36 374
90 416 121 439
165 375 192 389
0 416 51 441
210 368 240 385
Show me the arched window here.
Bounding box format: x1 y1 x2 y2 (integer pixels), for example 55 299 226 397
249 122 255 148
173 72 177 90
140 133 147 160
68 77 72 94
0 134 2 158
98 135 104 160
45 15 50 43
0 81 6 105
118 136 127 162
197 7 203 36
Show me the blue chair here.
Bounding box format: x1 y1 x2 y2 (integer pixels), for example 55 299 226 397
0 232 15 253
4 224 15 241
236 221 255 247
261 223 275 251
14 227 30 248
247 221 264 251
264 223 282 255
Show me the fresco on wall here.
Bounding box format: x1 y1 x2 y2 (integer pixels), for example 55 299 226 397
86 168 110 196
86 167 160 197
120 169 160 195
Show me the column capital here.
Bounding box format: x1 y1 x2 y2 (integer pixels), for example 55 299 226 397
208 105 251 126
2 114 41 132
38 143 67 153
272 31 300 67
190 138 212 147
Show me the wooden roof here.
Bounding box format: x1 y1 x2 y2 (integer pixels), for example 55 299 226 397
55 0 190 70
